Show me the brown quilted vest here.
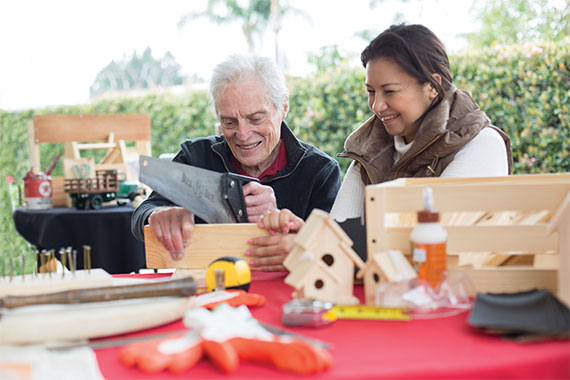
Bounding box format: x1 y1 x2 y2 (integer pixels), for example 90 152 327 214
338 87 513 185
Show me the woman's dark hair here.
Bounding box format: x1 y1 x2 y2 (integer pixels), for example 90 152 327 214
361 24 452 113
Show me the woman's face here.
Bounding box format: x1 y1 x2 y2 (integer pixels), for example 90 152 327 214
216 79 288 177
365 57 437 143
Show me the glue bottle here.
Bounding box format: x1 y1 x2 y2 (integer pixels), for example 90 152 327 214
410 187 447 287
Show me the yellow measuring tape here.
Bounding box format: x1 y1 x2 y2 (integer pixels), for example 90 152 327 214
323 305 411 321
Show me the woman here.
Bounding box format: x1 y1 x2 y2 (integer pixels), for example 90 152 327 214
251 24 512 266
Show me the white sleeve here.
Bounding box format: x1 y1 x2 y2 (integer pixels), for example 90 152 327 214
330 161 366 222
441 127 509 178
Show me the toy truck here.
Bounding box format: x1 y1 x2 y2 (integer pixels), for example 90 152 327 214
64 170 140 209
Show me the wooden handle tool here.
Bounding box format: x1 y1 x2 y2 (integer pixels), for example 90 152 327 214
0 276 197 309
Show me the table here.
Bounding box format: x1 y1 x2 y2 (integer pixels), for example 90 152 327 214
12 206 146 274
95 272 570 379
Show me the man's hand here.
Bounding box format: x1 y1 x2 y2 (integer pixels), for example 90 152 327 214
246 209 305 271
242 182 277 222
148 206 194 260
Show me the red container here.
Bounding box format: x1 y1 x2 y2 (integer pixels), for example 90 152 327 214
24 171 53 210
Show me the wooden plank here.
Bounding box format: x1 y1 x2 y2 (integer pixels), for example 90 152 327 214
457 252 493 267
144 224 269 269
533 254 558 269
376 225 558 254
76 142 117 150
451 267 557 296
136 140 152 156
366 182 570 214
396 174 570 186
502 255 534 266
51 176 68 207
33 114 151 143
482 254 512 267
555 199 569 306
27 120 40 172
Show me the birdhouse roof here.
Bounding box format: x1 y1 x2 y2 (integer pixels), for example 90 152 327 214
356 251 416 281
294 209 353 249
285 258 339 289
339 241 366 269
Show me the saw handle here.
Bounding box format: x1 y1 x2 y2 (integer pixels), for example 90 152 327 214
223 173 259 223
0 276 197 309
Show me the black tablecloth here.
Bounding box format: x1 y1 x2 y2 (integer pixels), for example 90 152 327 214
13 206 146 274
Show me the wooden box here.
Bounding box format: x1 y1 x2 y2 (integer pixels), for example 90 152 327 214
365 174 570 306
28 114 152 207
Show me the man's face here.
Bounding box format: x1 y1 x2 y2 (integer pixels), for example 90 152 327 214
216 80 287 176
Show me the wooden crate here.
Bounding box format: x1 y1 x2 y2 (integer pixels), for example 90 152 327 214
365 174 570 305
28 114 152 207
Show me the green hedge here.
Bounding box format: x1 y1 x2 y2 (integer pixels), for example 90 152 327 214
451 39 570 173
1 38 568 273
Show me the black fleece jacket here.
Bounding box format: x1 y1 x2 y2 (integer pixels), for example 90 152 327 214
131 122 341 241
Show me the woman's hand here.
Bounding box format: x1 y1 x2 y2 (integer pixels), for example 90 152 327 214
148 206 194 260
257 208 304 234
245 209 305 271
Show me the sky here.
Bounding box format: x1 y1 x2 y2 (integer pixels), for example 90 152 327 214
0 0 476 111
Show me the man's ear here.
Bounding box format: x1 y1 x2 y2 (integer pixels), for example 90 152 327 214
281 96 289 119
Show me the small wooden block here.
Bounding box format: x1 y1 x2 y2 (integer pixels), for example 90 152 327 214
144 224 269 269
0 268 113 297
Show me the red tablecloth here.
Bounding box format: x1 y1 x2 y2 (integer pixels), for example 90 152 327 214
95 272 570 379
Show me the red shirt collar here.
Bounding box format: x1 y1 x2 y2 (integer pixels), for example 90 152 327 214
230 139 288 181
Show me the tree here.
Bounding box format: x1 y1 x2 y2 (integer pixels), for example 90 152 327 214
357 0 425 43
466 0 570 48
307 45 350 72
89 48 185 98
178 0 309 62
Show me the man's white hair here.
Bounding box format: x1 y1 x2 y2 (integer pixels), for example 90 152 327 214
209 54 289 116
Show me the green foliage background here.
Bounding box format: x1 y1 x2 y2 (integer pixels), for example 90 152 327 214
1 38 568 273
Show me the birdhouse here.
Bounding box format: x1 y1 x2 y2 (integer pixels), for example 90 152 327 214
284 209 365 305
356 250 417 306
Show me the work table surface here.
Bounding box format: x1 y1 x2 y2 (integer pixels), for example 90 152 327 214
95 271 570 379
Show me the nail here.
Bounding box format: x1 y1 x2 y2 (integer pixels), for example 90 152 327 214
247 239 252 244
258 222 264 228
269 230 275 236
244 250 251 256
248 260 255 266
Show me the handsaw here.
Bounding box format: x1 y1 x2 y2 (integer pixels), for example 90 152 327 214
0 276 197 309
139 155 259 223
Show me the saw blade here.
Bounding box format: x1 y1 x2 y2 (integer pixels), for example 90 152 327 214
139 156 236 223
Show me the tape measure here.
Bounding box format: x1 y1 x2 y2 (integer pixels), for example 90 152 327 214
205 256 251 292
324 305 411 321
282 298 410 326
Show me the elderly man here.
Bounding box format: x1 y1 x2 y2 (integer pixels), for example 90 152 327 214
132 54 341 271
